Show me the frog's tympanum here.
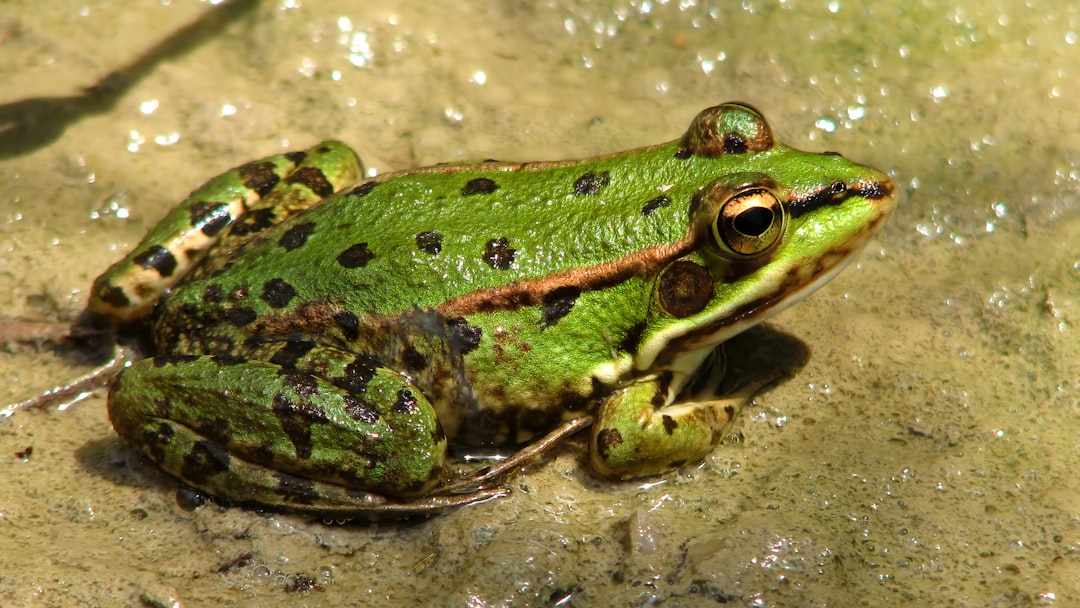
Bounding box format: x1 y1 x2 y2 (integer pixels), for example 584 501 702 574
87 103 895 516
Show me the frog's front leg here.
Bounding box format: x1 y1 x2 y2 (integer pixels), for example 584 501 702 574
107 347 462 515
589 366 750 479
87 141 362 324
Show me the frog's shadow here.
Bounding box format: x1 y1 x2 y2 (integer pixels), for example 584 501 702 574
716 323 811 394
0 0 259 161
74 435 180 506
72 323 809 518
74 437 440 527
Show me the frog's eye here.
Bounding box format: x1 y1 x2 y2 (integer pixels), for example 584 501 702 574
713 188 786 257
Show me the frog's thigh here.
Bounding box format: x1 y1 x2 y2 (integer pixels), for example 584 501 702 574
589 378 741 479
108 355 447 505
87 143 359 323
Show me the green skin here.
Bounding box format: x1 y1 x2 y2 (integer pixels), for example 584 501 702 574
88 103 895 516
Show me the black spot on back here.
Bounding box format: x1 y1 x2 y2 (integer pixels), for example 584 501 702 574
261 278 296 308
662 414 678 435
573 171 611 196
178 302 200 317
133 245 178 277
641 195 672 216
148 421 175 452
650 387 667 408
483 237 516 270
204 284 223 303
279 221 315 251
461 177 499 195
337 242 374 268
192 416 231 443
279 368 319 397
284 151 308 165
416 231 443 255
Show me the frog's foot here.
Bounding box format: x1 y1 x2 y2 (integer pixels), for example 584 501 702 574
589 367 779 480
2 344 128 416
206 454 510 520
437 416 593 496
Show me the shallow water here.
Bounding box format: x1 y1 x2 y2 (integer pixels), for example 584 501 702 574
1 1 1078 606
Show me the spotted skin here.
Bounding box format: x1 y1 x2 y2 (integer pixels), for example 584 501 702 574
94 103 896 515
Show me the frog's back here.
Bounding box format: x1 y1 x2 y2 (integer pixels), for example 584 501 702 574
160 142 706 342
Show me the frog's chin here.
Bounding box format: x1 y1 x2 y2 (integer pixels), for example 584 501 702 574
656 246 860 400
717 240 864 343
641 225 876 375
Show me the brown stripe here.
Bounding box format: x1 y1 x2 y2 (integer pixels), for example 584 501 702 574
437 237 696 317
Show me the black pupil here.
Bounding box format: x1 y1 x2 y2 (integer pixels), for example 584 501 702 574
733 206 774 236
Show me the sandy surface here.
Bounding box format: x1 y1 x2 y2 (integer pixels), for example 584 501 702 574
1 1 1078 606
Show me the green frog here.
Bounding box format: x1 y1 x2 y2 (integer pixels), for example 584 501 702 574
87 103 895 517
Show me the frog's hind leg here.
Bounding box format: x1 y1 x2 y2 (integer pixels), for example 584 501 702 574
87 141 362 324
219 141 364 237
107 348 470 517
190 141 365 279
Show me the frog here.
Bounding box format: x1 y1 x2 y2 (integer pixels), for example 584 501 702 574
85 102 895 517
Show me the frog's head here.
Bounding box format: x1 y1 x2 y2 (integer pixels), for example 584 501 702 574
636 103 896 377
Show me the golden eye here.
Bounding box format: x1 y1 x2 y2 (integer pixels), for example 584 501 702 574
713 188 785 257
